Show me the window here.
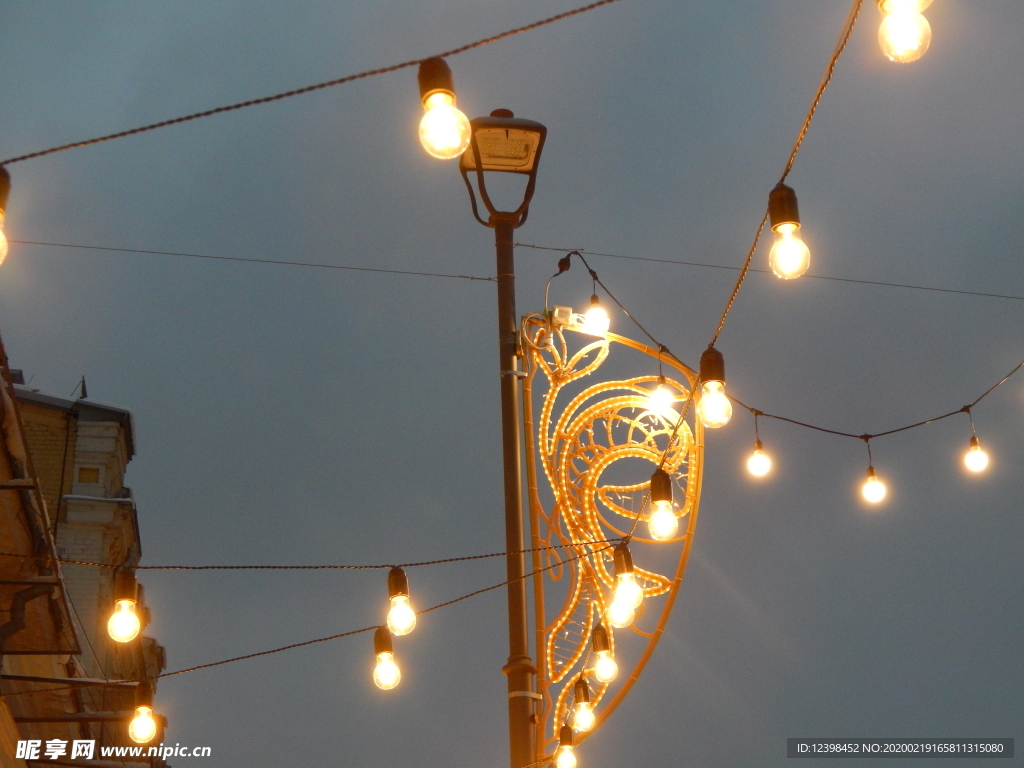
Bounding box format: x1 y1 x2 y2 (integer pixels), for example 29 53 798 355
77 467 100 484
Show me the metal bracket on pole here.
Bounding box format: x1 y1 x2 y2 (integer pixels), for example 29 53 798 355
508 691 543 701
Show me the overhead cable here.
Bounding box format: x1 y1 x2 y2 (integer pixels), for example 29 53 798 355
0 0 626 166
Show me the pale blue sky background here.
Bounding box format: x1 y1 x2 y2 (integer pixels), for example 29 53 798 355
1 1 1022 765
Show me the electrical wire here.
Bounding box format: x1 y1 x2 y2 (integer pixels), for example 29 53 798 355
0 0 626 166
10 240 494 283
1 541 616 698
709 0 863 347
0 539 617 571
516 243 1024 303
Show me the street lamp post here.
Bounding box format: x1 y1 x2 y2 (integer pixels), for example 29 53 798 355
460 109 547 768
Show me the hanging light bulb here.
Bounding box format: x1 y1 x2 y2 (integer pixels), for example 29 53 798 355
647 376 676 413
128 682 158 744
696 346 732 429
108 569 141 643
862 466 887 504
581 294 610 335
372 626 401 690
647 467 678 541
606 543 642 628
591 623 618 683
747 439 772 477
572 679 596 732
385 567 417 636
555 725 578 768
878 0 933 63
0 167 10 265
964 436 989 473
768 182 810 279
416 58 471 159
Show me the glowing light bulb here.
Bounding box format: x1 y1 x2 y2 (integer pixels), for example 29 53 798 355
108 599 141 643
747 440 772 477
698 380 732 429
0 213 8 266
128 706 157 744
648 383 675 412
615 572 643 610
964 437 989 473
879 7 932 63
648 499 678 541
582 295 610 334
555 744 577 768
573 700 595 732
768 222 810 279
862 468 887 504
556 726 577 768
387 595 417 636
594 650 618 683
373 651 401 690
606 599 634 629
419 92 471 159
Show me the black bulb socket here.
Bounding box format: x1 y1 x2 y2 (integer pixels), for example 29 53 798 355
699 346 726 386
559 724 575 747
135 681 153 707
374 626 394 655
650 468 673 505
417 57 455 106
387 566 409 599
574 678 591 704
591 623 611 653
114 569 138 602
768 182 801 232
0 167 9 215
612 542 634 577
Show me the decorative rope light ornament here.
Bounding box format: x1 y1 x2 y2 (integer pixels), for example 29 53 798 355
385 567 417 636
878 0 933 63
108 568 142 643
128 682 159 744
697 346 732 429
554 724 578 768
647 468 678 541
572 678 596 732
372 626 401 690
590 623 618 683
416 57 472 159
767 183 810 279
0 167 10 265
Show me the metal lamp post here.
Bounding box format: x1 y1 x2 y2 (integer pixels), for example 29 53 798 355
459 108 547 768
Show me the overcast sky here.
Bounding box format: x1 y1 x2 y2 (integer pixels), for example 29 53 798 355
1 1 1022 766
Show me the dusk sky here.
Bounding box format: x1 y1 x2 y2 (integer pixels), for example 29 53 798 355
1 1 1022 766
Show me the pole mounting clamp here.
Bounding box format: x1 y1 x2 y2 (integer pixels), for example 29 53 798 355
508 691 543 700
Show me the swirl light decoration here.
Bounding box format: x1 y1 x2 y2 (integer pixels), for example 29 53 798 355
521 313 704 759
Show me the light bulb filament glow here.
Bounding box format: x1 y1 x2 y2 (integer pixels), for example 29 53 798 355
648 499 678 541
594 649 618 683
107 599 141 643
386 595 417 636
698 380 733 429
128 706 157 744
768 222 810 279
373 651 401 690
419 92 472 160
573 701 596 732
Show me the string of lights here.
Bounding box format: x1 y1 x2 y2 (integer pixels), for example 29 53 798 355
517 243 1024 303
10 239 495 283
709 0 863 347
550 250 1023 505
0 539 615 571
1 541 617 699
0 0 626 166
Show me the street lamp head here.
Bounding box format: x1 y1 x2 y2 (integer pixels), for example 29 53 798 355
460 109 547 228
